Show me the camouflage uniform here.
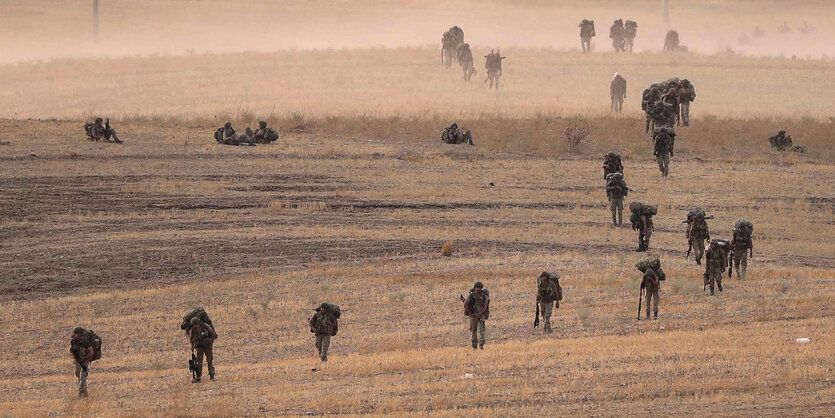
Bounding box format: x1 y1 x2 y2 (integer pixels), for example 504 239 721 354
70 328 98 397
458 44 475 82
610 19 625 52
688 216 710 265
536 273 560 333
704 242 726 295
624 20 637 53
464 283 489 349
641 269 660 319
653 128 675 177
251 121 278 144
605 173 627 226
441 123 474 145
664 30 680 52
642 87 661 133
188 317 217 382
732 222 753 279
484 50 505 90
218 123 254 146
88 118 122 143
310 303 339 362
610 74 627 112
677 80 696 127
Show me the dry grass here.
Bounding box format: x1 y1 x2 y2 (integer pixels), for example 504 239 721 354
441 239 455 257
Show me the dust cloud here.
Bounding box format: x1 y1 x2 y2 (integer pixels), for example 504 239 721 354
1 0 833 64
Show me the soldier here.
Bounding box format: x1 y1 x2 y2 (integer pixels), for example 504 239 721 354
676 79 696 127
731 220 754 278
463 281 490 350
640 267 660 319
536 272 561 334
441 123 474 145
664 30 680 52
458 43 476 82
69 326 101 398
309 302 340 364
629 201 656 252
602 151 623 179
704 240 728 295
605 172 628 226
768 130 793 151
624 20 638 52
579 19 596 52
187 316 217 382
484 49 505 90
610 19 626 52
610 73 627 113
777 21 791 34
251 121 279 144
88 117 123 143
216 122 254 146
686 210 710 265
642 86 662 133
653 127 675 177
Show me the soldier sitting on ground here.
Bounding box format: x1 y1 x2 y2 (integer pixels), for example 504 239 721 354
215 122 254 146
249 121 280 144
441 123 474 145
69 326 102 398
85 117 123 143
768 130 805 152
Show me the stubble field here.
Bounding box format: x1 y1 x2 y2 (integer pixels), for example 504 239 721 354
1 2 835 414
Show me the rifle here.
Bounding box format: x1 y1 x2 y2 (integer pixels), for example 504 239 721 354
685 239 692 259
188 350 198 379
534 302 540 328
637 282 644 320
728 249 734 278
105 118 111 132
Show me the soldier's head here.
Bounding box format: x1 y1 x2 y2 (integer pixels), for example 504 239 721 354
190 317 202 329
224 122 232 129
95 117 103 125
778 130 786 136
473 281 484 292
259 120 267 128
73 327 85 339
613 172 623 179
450 123 458 130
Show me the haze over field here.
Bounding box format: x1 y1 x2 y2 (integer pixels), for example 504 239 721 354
1 0 835 63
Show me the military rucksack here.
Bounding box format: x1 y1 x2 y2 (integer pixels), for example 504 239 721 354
191 323 213 349
314 303 341 336
265 128 279 142
629 201 657 216
181 307 213 330
711 239 733 261
635 256 666 281
213 128 224 142
72 329 102 361
539 272 563 301
83 122 94 137
465 288 490 319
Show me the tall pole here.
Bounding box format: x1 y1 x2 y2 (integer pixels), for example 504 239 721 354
663 0 669 24
93 0 99 42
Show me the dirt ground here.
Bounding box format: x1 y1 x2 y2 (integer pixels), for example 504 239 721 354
0 117 833 415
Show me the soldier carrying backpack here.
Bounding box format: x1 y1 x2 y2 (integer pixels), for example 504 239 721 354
704 239 731 295
535 272 562 334
461 281 490 350
684 209 712 265
636 256 665 319
731 220 754 278
69 326 102 398
309 302 341 365
185 310 217 383
606 172 628 226
629 201 657 252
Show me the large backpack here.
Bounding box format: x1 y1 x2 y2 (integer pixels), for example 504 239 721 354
182 307 213 330
191 323 213 349
653 130 673 154
465 288 490 319
213 128 224 142
314 303 341 336
712 239 733 263
83 122 94 137
72 329 102 361
265 128 279 142
539 272 563 301
635 256 666 281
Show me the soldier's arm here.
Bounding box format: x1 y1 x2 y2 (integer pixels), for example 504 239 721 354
206 324 218 339
477 299 490 317
463 295 473 315
641 215 648 231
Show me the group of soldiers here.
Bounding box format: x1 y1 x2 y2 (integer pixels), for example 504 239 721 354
440 26 505 88
440 123 474 145
609 19 638 53
640 77 696 176
213 121 280 146
69 304 341 397
768 129 805 152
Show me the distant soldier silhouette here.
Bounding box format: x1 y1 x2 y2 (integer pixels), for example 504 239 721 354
579 20 596 52
484 49 505 90
610 73 627 113
624 20 638 52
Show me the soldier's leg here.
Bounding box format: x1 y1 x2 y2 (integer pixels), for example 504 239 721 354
610 200 618 226
469 317 478 348
617 200 623 225
494 75 500 90
477 318 486 348
205 348 215 379
663 154 671 176
320 335 331 361
645 226 652 249
195 349 205 380
739 251 748 278
541 302 552 333
716 272 723 292
709 271 715 295
652 287 660 317
645 113 651 133
644 288 652 318
682 102 691 126
75 360 89 396
315 334 323 357
695 239 705 264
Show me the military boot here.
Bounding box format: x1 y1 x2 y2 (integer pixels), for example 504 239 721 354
635 238 646 252
210 373 216 381
192 376 201 383
479 344 484 350
472 344 477 350
653 312 658 319
79 390 88 398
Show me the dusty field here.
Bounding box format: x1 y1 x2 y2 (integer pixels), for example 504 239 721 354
0 116 833 415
